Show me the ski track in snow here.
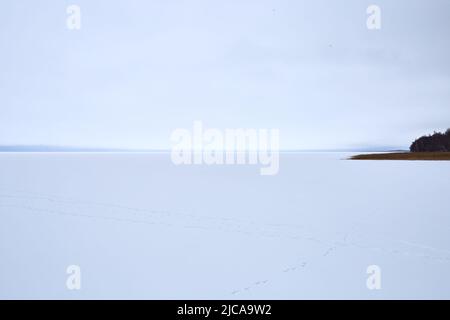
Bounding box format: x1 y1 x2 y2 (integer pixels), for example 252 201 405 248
1 186 450 296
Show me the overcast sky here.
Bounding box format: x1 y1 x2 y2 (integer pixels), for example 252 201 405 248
1 0 449 150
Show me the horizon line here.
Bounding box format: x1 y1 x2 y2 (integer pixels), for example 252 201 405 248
0 145 408 153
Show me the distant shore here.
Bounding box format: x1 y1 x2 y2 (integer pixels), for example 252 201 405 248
350 152 450 161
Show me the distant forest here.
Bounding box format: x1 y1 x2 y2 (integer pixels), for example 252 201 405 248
410 129 450 152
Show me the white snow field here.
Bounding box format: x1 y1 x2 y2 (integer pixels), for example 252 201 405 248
1 152 450 299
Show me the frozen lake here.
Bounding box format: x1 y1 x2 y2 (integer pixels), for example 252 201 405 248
1 152 450 299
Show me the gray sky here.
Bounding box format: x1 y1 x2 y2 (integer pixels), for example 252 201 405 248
1 0 449 150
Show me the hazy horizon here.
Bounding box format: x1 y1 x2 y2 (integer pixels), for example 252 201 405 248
0 144 407 152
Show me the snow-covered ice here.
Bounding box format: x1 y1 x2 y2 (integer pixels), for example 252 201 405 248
1 152 450 299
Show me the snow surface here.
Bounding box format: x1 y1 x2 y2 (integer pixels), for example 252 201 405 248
1 152 450 299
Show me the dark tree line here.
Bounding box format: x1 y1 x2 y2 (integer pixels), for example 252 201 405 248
410 129 450 152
